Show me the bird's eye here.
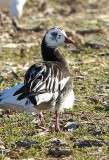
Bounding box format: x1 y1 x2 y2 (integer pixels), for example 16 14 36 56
58 35 62 39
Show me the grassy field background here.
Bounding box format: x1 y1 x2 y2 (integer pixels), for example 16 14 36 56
0 0 109 159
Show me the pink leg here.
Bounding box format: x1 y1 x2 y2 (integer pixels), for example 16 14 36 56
0 12 4 26
39 112 43 121
55 110 60 132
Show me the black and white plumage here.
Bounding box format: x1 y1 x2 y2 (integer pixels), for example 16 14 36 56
14 61 73 109
0 28 75 131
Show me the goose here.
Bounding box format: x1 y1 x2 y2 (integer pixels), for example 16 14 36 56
0 28 75 132
0 0 27 26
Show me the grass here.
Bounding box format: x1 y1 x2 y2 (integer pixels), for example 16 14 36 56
0 0 109 159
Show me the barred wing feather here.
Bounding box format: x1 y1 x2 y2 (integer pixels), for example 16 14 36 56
14 62 71 105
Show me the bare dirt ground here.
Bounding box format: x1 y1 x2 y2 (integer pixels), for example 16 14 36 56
0 0 109 159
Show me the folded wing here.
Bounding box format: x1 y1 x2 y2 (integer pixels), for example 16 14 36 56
14 62 71 105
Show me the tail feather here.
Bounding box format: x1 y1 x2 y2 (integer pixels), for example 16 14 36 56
13 85 27 96
17 92 34 101
17 90 44 101
17 92 29 101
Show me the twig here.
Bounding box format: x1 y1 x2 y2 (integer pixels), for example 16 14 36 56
12 18 43 32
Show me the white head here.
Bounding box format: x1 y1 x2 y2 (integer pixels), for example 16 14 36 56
44 28 74 48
